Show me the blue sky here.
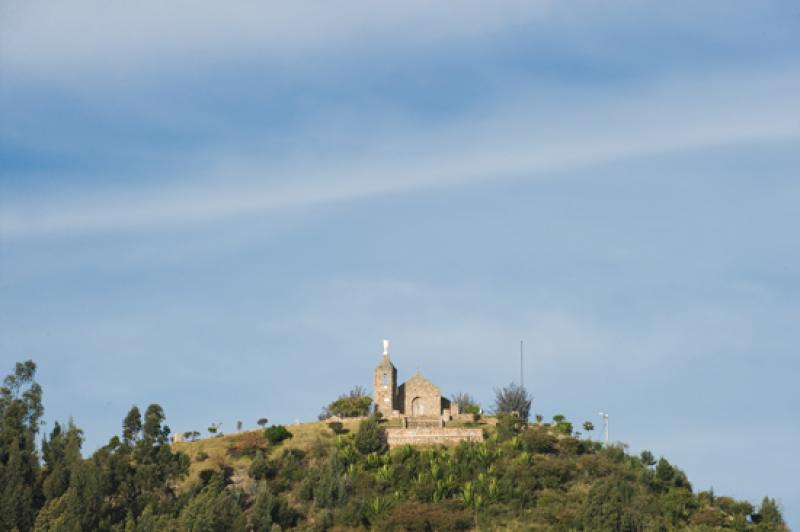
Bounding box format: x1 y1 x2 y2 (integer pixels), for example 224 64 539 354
1 0 799 525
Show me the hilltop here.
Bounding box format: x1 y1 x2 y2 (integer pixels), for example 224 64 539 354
0 360 789 531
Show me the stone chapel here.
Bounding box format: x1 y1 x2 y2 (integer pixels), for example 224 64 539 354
373 339 453 420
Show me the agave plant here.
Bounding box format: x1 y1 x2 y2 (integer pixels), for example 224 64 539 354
462 481 475 506
374 464 391 482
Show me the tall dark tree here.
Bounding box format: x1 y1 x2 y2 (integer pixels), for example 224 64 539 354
122 405 142 444
41 419 83 501
0 360 44 532
492 382 532 420
142 403 169 447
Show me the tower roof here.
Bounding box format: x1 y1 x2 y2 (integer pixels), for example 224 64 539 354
376 338 395 370
376 354 396 370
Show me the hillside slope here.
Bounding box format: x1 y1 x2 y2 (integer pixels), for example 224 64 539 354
170 416 787 530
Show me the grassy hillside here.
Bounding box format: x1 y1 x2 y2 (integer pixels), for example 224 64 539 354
168 416 786 530
173 419 366 486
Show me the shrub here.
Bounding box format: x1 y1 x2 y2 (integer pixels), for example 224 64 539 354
496 413 526 441
380 501 472 531
555 421 573 435
265 425 293 445
689 506 728 527
195 451 209 462
327 421 346 434
249 453 274 480
355 415 386 454
228 431 269 458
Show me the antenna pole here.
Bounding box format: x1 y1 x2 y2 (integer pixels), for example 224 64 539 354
520 340 524 388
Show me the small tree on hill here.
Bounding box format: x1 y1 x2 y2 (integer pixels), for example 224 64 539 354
257 418 269 428
183 431 201 442
264 425 293 445
319 386 373 419
583 421 594 439
451 392 481 415
640 450 656 467
552 415 572 435
493 382 532 420
355 415 386 454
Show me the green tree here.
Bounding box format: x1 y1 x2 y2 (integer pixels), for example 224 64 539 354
177 478 245 532
123 405 142 444
0 360 44 532
755 496 786 530
552 415 572 435
354 415 386 454
581 479 644 531
492 382 532 420
451 392 481 415
655 458 674 483
264 425 293 444
640 450 656 467
319 386 373 419
183 430 200 442
582 421 594 439
313 449 348 508
41 420 83 501
257 418 269 428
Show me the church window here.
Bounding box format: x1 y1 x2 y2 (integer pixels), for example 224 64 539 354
382 372 388 385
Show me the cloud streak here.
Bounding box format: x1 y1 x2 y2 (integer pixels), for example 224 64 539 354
2 68 799 240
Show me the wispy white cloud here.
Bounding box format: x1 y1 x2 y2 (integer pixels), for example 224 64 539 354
1 1 552 81
2 68 799 240
3 1 792 87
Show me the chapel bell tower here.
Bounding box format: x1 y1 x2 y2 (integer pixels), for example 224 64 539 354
373 339 397 417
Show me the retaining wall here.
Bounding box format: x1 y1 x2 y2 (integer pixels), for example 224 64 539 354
385 427 483 447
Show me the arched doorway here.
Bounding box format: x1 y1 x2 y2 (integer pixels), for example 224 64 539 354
411 397 424 416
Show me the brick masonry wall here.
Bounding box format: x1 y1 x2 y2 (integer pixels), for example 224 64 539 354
385 427 484 447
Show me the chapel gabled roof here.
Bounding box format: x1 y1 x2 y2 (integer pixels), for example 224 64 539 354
403 371 440 392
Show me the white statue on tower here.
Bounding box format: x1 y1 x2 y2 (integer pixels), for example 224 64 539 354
383 338 390 357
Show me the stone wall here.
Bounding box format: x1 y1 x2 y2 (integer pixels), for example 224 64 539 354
402 375 441 417
385 427 484 448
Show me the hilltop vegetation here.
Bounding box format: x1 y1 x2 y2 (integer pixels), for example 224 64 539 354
0 360 788 531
